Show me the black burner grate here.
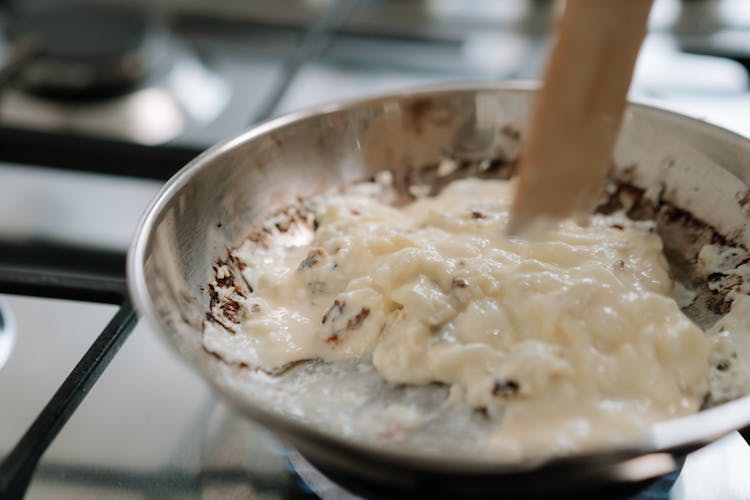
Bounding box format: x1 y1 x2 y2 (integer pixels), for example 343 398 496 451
0 301 136 498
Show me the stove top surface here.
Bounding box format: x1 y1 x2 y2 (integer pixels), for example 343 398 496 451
2 1 750 498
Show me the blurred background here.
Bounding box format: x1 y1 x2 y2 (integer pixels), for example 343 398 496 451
2 1 750 499
1 0 750 149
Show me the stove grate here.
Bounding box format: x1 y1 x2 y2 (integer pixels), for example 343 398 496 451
0 286 135 499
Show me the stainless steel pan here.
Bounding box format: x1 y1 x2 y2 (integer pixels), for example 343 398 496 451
127 84 750 498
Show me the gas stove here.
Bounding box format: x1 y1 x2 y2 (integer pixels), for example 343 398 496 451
2 1 750 498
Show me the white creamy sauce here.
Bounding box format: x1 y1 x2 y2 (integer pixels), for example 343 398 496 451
202 177 750 459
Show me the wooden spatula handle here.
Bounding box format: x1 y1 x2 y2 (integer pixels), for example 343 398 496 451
509 0 653 234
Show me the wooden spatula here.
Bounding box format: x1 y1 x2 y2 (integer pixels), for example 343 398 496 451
508 0 653 235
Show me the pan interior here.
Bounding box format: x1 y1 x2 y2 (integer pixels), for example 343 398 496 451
132 86 750 469
202 163 750 463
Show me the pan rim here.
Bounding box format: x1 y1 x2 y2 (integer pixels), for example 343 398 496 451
126 81 750 476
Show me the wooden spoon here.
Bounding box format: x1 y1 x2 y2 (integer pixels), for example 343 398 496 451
508 0 653 235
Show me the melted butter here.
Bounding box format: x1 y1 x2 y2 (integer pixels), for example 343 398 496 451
205 177 712 458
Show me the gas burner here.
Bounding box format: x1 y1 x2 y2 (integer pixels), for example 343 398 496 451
0 47 230 144
0 3 231 144
286 450 360 500
286 449 679 500
0 297 15 371
7 3 161 97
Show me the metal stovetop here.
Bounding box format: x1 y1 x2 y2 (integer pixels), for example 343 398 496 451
2 1 750 498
